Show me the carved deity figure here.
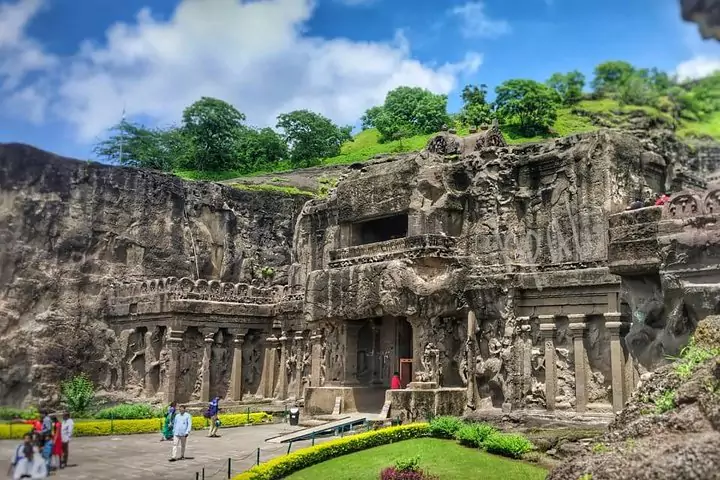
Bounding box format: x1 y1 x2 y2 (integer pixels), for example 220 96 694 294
415 343 441 383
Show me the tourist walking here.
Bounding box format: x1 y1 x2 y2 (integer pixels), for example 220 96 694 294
168 405 192 462
13 444 48 479
161 402 177 441
60 412 74 468
206 397 221 438
50 417 62 469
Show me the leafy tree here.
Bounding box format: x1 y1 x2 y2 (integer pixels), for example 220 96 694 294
181 97 246 171
591 61 635 96
361 106 384 130
619 74 659 106
547 71 585 105
494 79 560 134
276 110 352 167
93 121 177 171
367 86 450 142
458 84 494 127
61 374 95 416
235 127 288 173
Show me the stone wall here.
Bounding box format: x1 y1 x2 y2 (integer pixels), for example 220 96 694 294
0 143 307 406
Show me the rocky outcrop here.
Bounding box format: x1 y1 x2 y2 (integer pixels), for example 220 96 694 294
548 317 720 480
0 143 307 406
682 0 720 41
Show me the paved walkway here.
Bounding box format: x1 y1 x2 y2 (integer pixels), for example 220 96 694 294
0 423 336 480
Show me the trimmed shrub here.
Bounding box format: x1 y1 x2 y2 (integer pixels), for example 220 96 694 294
0 407 38 421
483 433 534 459
234 423 430 480
455 423 497 448
0 412 272 440
94 404 163 420
380 456 439 480
428 416 464 439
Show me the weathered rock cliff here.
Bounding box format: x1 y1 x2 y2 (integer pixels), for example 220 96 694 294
0 143 308 406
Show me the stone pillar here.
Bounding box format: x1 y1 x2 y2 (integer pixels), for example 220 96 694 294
165 327 185 404
199 328 216 403
294 332 306 399
259 334 279 399
407 316 424 380
342 322 362 386
516 316 532 406
275 332 289 399
538 315 557 411
465 310 479 410
605 313 625 412
370 322 380 384
310 329 323 387
567 315 588 413
228 329 247 401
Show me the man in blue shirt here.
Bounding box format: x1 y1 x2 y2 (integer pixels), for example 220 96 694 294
169 405 192 462
207 397 220 438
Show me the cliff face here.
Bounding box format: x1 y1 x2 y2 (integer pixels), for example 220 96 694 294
0 143 307 406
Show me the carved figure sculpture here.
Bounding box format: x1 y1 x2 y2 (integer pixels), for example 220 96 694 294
415 342 441 383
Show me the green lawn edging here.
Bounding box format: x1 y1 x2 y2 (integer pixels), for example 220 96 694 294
0 412 273 440
233 423 430 480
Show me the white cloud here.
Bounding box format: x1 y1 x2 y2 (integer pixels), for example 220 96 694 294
333 0 377 6
676 55 720 80
0 0 482 142
449 1 511 39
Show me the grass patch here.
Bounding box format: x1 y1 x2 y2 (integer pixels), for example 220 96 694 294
655 389 676 414
228 183 315 197
284 438 547 480
678 111 720 140
671 337 720 379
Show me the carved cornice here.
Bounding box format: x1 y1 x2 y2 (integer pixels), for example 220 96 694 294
328 234 457 268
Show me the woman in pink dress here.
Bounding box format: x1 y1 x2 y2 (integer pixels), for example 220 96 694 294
50 417 63 469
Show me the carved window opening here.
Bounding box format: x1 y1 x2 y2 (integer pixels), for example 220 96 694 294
351 213 408 246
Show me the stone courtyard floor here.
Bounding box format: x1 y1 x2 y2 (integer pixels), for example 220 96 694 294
0 423 333 480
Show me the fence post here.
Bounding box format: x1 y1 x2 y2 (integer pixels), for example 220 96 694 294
246 407 250 423
202 467 205 480
286 441 292 455
195 473 199 480
110 412 114 434
256 447 260 465
311 433 315 446
227 458 231 479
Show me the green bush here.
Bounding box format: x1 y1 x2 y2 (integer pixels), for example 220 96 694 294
428 416 464 439
483 433 534 459
94 404 164 420
455 423 497 448
0 407 38 421
234 423 430 480
60 374 95 416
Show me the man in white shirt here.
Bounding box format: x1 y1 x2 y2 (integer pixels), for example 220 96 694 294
12 444 47 479
169 405 192 462
60 412 74 468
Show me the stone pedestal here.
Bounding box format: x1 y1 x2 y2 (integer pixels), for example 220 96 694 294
538 315 557 411
605 314 626 412
408 381 438 390
200 328 216 403
228 329 247 400
165 327 185 404
567 315 587 413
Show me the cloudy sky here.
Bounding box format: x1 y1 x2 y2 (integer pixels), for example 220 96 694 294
0 0 718 160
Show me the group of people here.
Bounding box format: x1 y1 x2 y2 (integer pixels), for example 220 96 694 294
626 192 671 210
159 397 221 462
8 411 74 479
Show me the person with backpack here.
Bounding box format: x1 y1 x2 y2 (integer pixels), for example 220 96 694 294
12 444 47 479
205 397 221 438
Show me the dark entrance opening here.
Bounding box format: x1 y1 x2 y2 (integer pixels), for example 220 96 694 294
352 213 408 246
396 318 413 388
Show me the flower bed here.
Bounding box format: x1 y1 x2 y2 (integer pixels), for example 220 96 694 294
234 423 430 480
0 412 273 440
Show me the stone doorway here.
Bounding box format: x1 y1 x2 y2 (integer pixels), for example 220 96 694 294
354 317 413 388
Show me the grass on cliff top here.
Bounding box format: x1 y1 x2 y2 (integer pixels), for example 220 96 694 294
284 438 547 480
174 99 717 184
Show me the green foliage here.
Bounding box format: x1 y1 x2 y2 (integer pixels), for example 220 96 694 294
458 84 494 127
495 79 560 135
671 337 720 379
181 97 246 172
235 127 289 174
454 422 497 448
428 416 465 439
234 423 430 480
260 266 275 279
655 389 676 414
394 456 421 472
93 404 163 420
482 433 534 459
60 374 95 416
366 86 450 142
277 110 352 167
0 406 38 421
229 183 315 197
618 74 659 107
591 61 636 96
591 443 608 454
93 121 181 171
547 71 585 105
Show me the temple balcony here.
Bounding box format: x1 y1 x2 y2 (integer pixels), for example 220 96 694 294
328 234 457 268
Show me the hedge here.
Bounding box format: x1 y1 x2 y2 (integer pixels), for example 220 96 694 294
234 423 430 480
0 412 273 440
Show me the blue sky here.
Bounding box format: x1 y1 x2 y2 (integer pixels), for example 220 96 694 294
0 0 718 161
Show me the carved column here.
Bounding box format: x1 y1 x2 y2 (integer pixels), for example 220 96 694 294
567 315 588 413
370 322 380 384
605 313 626 412
342 322 362 386
516 316 532 406
228 329 247 401
294 332 306 399
538 315 557 411
407 316 424 380
165 327 185 404
275 332 289 399
199 328 216 403
465 310 479 410
310 329 323 387
259 334 279 398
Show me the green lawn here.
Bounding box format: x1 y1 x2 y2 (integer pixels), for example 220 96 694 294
284 438 547 480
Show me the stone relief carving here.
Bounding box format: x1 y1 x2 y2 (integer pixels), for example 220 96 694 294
415 343 441 383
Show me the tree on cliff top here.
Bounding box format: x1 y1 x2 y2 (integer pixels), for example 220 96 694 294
547 71 585 105
494 79 560 135
276 109 352 167
362 86 450 142
93 121 183 171
458 84 494 127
